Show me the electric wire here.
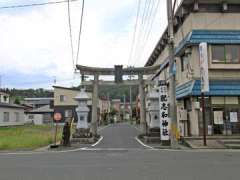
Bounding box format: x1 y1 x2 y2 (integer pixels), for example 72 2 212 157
75 0 85 67
131 0 152 65
127 0 141 66
0 0 79 9
132 0 157 66
67 0 75 71
134 0 160 65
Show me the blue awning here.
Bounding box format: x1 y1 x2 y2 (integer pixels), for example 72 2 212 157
176 80 240 99
175 30 240 55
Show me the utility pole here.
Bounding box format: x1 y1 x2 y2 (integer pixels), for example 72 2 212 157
129 85 133 124
107 93 110 124
0 74 2 89
123 94 126 121
167 0 178 148
128 67 134 124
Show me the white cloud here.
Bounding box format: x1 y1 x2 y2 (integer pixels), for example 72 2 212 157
0 0 167 88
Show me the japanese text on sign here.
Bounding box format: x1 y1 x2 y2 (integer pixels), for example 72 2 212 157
159 81 170 141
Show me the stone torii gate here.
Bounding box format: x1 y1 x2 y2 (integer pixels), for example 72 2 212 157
76 64 160 136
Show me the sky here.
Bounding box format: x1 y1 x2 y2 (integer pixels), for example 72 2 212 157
0 0 176 89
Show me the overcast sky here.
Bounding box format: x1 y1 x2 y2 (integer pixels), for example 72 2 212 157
0 0 176 89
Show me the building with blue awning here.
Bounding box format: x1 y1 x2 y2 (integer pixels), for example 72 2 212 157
145 0 240 137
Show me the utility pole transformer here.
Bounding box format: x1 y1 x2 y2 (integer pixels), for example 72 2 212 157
167 0 178 148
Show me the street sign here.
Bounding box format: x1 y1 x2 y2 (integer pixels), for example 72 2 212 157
158 81 170 141
199 42 209 93
54 112 62 121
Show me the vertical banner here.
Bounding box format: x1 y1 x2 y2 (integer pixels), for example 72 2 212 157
199 42 209 93
159 81 170 141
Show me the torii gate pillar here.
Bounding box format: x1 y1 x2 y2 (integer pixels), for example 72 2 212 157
91 74 98 137
139 74 147 134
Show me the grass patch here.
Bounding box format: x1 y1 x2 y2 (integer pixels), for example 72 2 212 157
0 125 62 150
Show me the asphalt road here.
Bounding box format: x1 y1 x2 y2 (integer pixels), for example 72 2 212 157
95 122 144 149
0 123 240 180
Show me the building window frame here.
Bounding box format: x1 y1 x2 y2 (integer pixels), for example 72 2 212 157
15 112 20 122
60 95 66 102
3 112 10 122
211 44 240 64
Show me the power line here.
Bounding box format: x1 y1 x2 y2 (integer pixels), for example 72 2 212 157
127 0 141 66
129 0 151 65
134 0 156 63
67 0 75 71
75 0 85 66
134 0 160 65
132 0 156 66
0 0 79 9
4 77 80 86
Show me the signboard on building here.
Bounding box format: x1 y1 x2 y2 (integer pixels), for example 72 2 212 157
214 111 223 125
199 42 209 93
230 112 238 123
158 81 170 141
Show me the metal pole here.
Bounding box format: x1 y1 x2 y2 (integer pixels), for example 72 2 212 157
167 0 178 148
107 93 110 124
54 122 58 146
123 94 126 121
129 85 133 124
0 74 2 89
201 92 207 146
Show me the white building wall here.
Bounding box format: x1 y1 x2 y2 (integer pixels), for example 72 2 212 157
0 107 25 126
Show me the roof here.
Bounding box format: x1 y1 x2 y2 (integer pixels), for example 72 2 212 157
24 97 53 101
0 91 9 96
0 103 25 109
53 85 80 91
175 30 240 55
28 105 53 114
176 80 240 99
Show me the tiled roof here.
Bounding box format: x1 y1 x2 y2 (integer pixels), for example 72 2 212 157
175 30 240 55
176 80 240 99
0 103 25 109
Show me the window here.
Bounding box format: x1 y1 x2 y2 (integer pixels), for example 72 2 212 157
15 112 20 122
3 96 8 102
60 95 66 102
65 110 73 118
3 112 9 122
212 45 240 64
180 54 189 72
225 45 239 63
29 115 34 119
212 45 225 63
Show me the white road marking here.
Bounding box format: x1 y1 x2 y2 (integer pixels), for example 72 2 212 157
98 125 110 132
135 136 154 149
91 136 103 147
80 148 131 151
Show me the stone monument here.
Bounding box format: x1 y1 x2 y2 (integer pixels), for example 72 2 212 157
145 88 160 142
72 88 94 143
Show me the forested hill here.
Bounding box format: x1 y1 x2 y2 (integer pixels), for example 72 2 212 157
0 85 139 102
98 85 138 102
0 88 53 98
